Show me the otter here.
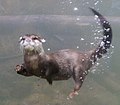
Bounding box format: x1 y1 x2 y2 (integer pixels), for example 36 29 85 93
15 8 112 99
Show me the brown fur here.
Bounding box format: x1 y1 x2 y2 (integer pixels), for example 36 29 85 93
15 8 112 99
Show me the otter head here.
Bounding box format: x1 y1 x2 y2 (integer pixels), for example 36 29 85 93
19 34 46 54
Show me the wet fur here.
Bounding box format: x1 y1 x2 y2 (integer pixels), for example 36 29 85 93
15 8 112 99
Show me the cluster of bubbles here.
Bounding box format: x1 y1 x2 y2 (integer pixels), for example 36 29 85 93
60 0 103 11
60 0 102 10
58 0 114 74
90 12 114 74
59 0 74 13
82 0 103 10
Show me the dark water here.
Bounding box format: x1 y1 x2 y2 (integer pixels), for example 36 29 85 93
0 0 120 105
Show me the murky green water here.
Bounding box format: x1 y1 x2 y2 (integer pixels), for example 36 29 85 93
0 0 120 105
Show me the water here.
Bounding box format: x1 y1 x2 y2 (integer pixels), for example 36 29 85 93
0 0 120 105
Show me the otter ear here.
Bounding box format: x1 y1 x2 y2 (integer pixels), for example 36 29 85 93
37 35 46 43
41 38 46 43
19 36 25 43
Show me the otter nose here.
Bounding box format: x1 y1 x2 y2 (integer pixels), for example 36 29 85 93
26 39 32 42
25 38 34 46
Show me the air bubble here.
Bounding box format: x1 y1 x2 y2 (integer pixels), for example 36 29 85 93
103 21 106 23
82 59 85 61
103 36 107 39
97 30 101 33
90 42 94 45
74 7 78 11
77 46 79 49
86 2 89 4
77 17 80 20
100 41 105 47
95 37 99 39
95 15 98 19
106 28 110 32
80 38 85 41
80 77 83 79
96 62 100 66
107 35 110 38
91 69 96 74
47 48 51 51
94 1 99 5
106 41 110 44
111 45 114 48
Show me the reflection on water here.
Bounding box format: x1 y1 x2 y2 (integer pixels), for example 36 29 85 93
0 0 120 105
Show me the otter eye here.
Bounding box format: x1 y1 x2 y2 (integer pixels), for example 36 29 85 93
32 37 38 40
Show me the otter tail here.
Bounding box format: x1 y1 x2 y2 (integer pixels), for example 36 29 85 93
89 8 112 63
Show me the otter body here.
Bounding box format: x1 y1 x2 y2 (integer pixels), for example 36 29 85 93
15 8 112 99
19 49 92 84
